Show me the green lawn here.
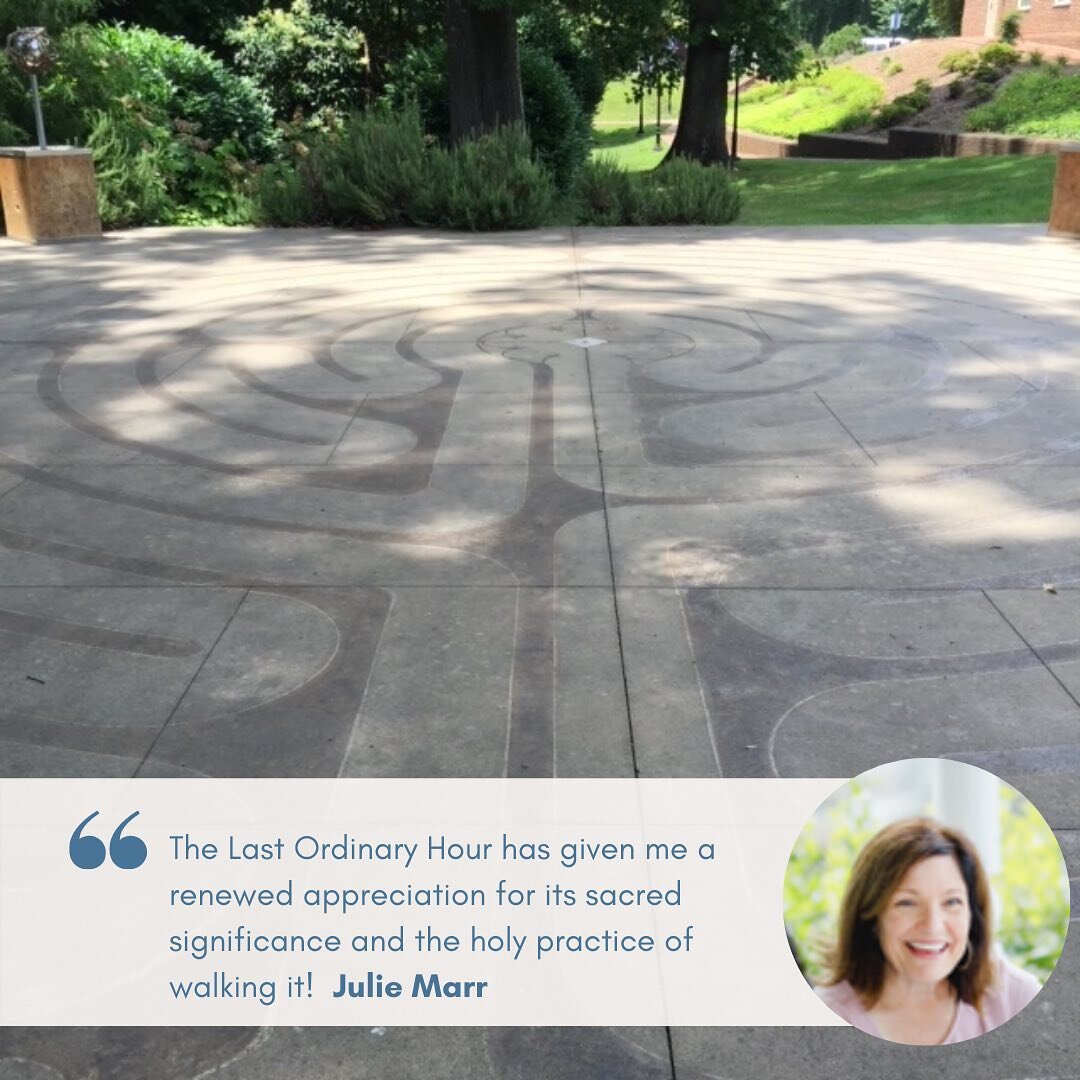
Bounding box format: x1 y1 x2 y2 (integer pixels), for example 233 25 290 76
595 77 683 126
736 156 1058 225
591 126 670 171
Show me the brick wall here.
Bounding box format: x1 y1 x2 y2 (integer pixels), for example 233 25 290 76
964 0 1080 44
962 0 992 36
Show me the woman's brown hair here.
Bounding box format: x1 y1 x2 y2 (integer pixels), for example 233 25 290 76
826 818 994 1011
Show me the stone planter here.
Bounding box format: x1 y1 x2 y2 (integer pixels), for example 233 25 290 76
0 147 101 243
1049 150 1080 238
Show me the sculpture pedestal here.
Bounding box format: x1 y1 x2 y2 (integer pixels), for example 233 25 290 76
1049 150 1080 239
0 147 102 243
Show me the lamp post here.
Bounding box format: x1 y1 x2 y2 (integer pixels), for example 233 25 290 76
729 44 741 174
5 28 56 151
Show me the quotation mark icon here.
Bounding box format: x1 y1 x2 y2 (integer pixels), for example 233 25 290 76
69 810 147 870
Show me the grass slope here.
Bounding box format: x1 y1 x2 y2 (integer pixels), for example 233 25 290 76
737 68 883 138
966 70 1080 140
736 156 1058 226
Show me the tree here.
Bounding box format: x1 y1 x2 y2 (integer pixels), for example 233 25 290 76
786 0 873 46
665 0 800 167
311 0 442 92
929 0 963 35
95 0 266 52
870 0 940 38
1 0 96 33
445 0 523 143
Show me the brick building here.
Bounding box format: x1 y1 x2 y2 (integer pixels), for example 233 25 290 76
962 0 1080 49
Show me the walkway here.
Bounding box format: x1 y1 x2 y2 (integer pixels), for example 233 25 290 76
0 223 1078 1077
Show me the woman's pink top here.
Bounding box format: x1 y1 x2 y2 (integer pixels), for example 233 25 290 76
816 960 1041 1044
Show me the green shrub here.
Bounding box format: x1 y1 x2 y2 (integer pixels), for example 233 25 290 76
999 11 1023 45
382 40 587 191
931 0 965 35
251 159 311 226
227 1 368 130
940 49 978 75
882 60 903 77
873 79 932 129
979 41 1022 72
642 157 741 225
737 67 883 137
946 78 966 100
1028 50 1045 68
575 155 740 227
381 41 449 142
819 23 866 60
84 107 174 227
968 80 995 104
518 8 606 121
966 69 1080 138
53 24 277 159
12 24 277 226
575 156 644 226
252 111 556 231
426 125 555 230
519 46 589 191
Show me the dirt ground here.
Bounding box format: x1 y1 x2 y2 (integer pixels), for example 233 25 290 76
841 36 1080 134
845 35 1080 103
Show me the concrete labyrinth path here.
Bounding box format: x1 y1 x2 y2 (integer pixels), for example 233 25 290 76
1 224 1079 1078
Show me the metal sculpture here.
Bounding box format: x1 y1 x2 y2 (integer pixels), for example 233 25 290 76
5 28 57 150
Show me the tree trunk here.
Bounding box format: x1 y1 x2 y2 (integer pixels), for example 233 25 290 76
445 0 524 143
664 0 732 166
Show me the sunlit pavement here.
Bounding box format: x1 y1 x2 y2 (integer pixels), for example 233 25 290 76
1 222 1079 1078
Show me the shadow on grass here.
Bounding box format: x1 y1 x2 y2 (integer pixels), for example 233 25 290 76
591 126 653 149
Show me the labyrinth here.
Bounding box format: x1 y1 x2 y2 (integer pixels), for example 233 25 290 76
1 223 1079 1078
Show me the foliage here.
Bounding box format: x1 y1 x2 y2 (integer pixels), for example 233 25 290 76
872 77 932 128
381 40 449 144
227 1 368 130
738 67 883 138
979 41 1022 72
870 0 938 38
576 154 740 225
625 36 684 131
48 23 278 158
94 0 265 53
254 110 556 231
6 23 276 226
309 0 442 90
966 69 1080 139
575 155 644 224
881 59 903 77
0 0 95 33
783 782 876 979
518 7 606 120
940 49 978 75
383 39 588 191
787 0 874 46
819 23 867 60
642 155 741 223
426 124 555 229
784 777 1068 985
519 46 590 191
930 0 964 35
84 107 174 227
999 11 1023 45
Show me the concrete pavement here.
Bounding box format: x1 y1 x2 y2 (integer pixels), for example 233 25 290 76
1 222 1079 1077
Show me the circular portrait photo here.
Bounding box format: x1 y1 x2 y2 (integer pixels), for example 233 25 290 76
785 758 1069 1045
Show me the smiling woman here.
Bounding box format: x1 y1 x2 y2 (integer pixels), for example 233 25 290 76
816 818 1041 1045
